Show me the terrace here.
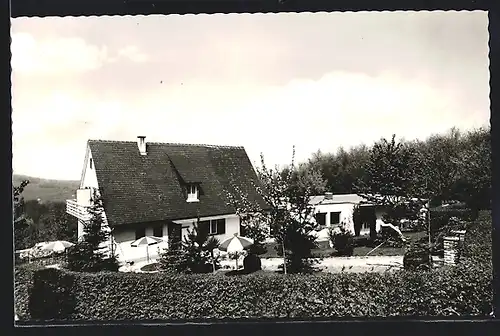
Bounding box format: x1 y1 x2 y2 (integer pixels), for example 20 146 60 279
65 188 92 221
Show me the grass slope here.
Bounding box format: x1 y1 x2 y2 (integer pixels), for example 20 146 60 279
13 174 80 203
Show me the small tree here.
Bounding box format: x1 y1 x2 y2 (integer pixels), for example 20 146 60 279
159 221 220 274
66 190 119 272
158 239 189 274
258 147 326 274
13 180 34 250
223 178 269 256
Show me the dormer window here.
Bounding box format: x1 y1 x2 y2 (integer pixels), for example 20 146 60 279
187 184 199 202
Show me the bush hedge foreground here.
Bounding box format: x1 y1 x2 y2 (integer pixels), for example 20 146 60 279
27 264 491 320
24 211 492 321
15 263 48 321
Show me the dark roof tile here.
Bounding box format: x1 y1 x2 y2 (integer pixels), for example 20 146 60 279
88 140 268 226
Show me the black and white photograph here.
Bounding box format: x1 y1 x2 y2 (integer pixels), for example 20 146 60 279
12 10 492 322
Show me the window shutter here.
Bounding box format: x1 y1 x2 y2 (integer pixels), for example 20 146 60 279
153 224 163 237
198 220 210 237
315 213 326 227
217 219 226 234
135 227 146 240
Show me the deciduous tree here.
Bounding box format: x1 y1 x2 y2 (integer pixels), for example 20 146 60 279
258 147 325 274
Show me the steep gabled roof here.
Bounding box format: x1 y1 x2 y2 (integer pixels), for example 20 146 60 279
87 140 268 227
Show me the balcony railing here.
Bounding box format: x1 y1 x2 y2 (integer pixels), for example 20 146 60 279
66 199 91 221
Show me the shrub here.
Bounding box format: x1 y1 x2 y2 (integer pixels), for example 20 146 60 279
329 226 354 256
67 242 119 272
352 235 372 248
14 264 44 320
158 241 189 274
430 208 474 234
403 246 431 271
29 268 76 320
376 225 405 248
243 254 262 273
461 210 491 264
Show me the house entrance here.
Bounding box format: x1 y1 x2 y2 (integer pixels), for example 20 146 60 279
358 206 377 238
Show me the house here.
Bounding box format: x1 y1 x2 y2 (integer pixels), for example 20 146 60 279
66 136 268 264
309 192 388 237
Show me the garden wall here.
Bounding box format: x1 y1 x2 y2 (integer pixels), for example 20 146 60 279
26 211 492 321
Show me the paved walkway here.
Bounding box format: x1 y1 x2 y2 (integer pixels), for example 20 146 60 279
122 255 443 274
223 255 443 273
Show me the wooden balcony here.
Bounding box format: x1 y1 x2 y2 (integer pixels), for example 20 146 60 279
66 199 91 221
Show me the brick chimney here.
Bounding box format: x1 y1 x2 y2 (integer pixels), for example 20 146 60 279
325 192 333 200
137 136 147 155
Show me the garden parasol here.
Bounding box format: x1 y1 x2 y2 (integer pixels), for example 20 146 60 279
131 236 163 262
218 233 254 269
41 240 75 253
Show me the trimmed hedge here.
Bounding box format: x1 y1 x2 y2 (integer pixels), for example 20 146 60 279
30 265 491 320
14 264 44 320
28 212 492 321
29 268 76 320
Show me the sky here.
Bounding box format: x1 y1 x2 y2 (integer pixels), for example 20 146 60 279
11 11 490 181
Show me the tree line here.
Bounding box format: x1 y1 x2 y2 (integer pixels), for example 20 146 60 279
14 183 78 251
301 126 491 213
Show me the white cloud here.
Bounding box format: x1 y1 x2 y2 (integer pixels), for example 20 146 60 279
11 33 109 75
12 70 488 180
117 45 149 63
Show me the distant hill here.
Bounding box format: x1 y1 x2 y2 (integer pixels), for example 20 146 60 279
13 174 80 203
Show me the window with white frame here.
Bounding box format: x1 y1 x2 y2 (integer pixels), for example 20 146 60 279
210 219 226 235
186 184 199 202
330 212 341 225
199 218 226 235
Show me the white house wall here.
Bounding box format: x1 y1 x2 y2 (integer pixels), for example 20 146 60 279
174 214 240 244
313 203 357 233
111 214 240 264
112 226 169 264
80 147 99 190
77 147 114 244
313 202 386 235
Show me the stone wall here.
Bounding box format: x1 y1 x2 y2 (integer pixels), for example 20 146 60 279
443 230 466 265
